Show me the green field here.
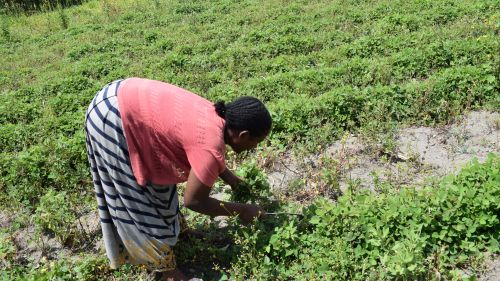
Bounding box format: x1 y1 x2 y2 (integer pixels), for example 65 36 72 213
1 0 499 280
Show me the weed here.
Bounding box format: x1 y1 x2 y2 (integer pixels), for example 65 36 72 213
152 0 162 10
0 254 138 280
318 156 342 198
101 0 118 20
0 230 16 268
57 4 69 29
1 15 11 42
232 160 272 206
33 189 76 245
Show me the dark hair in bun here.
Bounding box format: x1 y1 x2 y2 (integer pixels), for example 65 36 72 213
214 101 226 118
214 96 272 138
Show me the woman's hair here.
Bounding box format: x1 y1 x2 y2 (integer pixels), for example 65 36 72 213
214 96 272 138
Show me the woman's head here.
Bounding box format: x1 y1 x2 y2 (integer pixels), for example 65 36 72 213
215 96 272 153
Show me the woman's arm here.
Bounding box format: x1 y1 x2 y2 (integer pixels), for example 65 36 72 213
219 167 242 190
184 169 262 224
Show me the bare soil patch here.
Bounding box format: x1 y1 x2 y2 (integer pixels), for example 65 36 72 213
268 111 499 194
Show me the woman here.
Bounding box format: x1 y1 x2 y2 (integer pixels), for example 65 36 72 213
84 78 272 280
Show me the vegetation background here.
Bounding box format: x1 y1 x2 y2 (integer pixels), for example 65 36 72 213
0 0 499 280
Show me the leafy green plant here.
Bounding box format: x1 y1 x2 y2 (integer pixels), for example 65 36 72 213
319 155 342 197
225 154 500 280
0 231 16 268
1 15 11 42
0 255 123 280
33 189 76 244
231 160 272 205
57 4 69 29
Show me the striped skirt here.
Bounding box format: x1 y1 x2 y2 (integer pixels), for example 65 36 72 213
84 80 181 271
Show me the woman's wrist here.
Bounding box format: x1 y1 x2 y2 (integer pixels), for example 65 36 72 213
220 168 242 189
189 197 244 218
218 201 245 216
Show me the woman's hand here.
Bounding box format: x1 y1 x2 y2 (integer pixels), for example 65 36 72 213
238 204 265 224
185 169 264 224
229 177 244 191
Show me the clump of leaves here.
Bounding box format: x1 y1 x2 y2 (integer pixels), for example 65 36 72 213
231 160 272 205
0 230 16 268
33 189 76 244
1 255 121 280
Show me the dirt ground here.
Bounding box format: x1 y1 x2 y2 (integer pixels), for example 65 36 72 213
268 110 499 193
480 257 500 281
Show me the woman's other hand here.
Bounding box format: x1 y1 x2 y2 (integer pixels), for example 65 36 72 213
239 204 265 224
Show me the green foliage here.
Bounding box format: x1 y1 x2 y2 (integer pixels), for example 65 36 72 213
0 0 499 278
0 15 11 42
57 4 69 29
227 154 500 280
232 160 272 205
0 230 16 268
2 0 87 13
1 145 51 206
34 189 76 243
1 255 116 280
0 132 89 207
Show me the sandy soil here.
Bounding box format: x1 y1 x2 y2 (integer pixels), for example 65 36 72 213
480 257 500 281
268 111 499 193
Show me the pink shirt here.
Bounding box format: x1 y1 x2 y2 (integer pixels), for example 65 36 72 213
117 78 226 187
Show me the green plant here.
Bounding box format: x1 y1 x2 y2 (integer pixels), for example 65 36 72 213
33 189 76 244
0 255 122 280
0 231 16 268
2 0 87 13
101 0 117 19
57 4 69 29
232 160 272 205
1 15 11 42
319 155 342 197
225 154 500 280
